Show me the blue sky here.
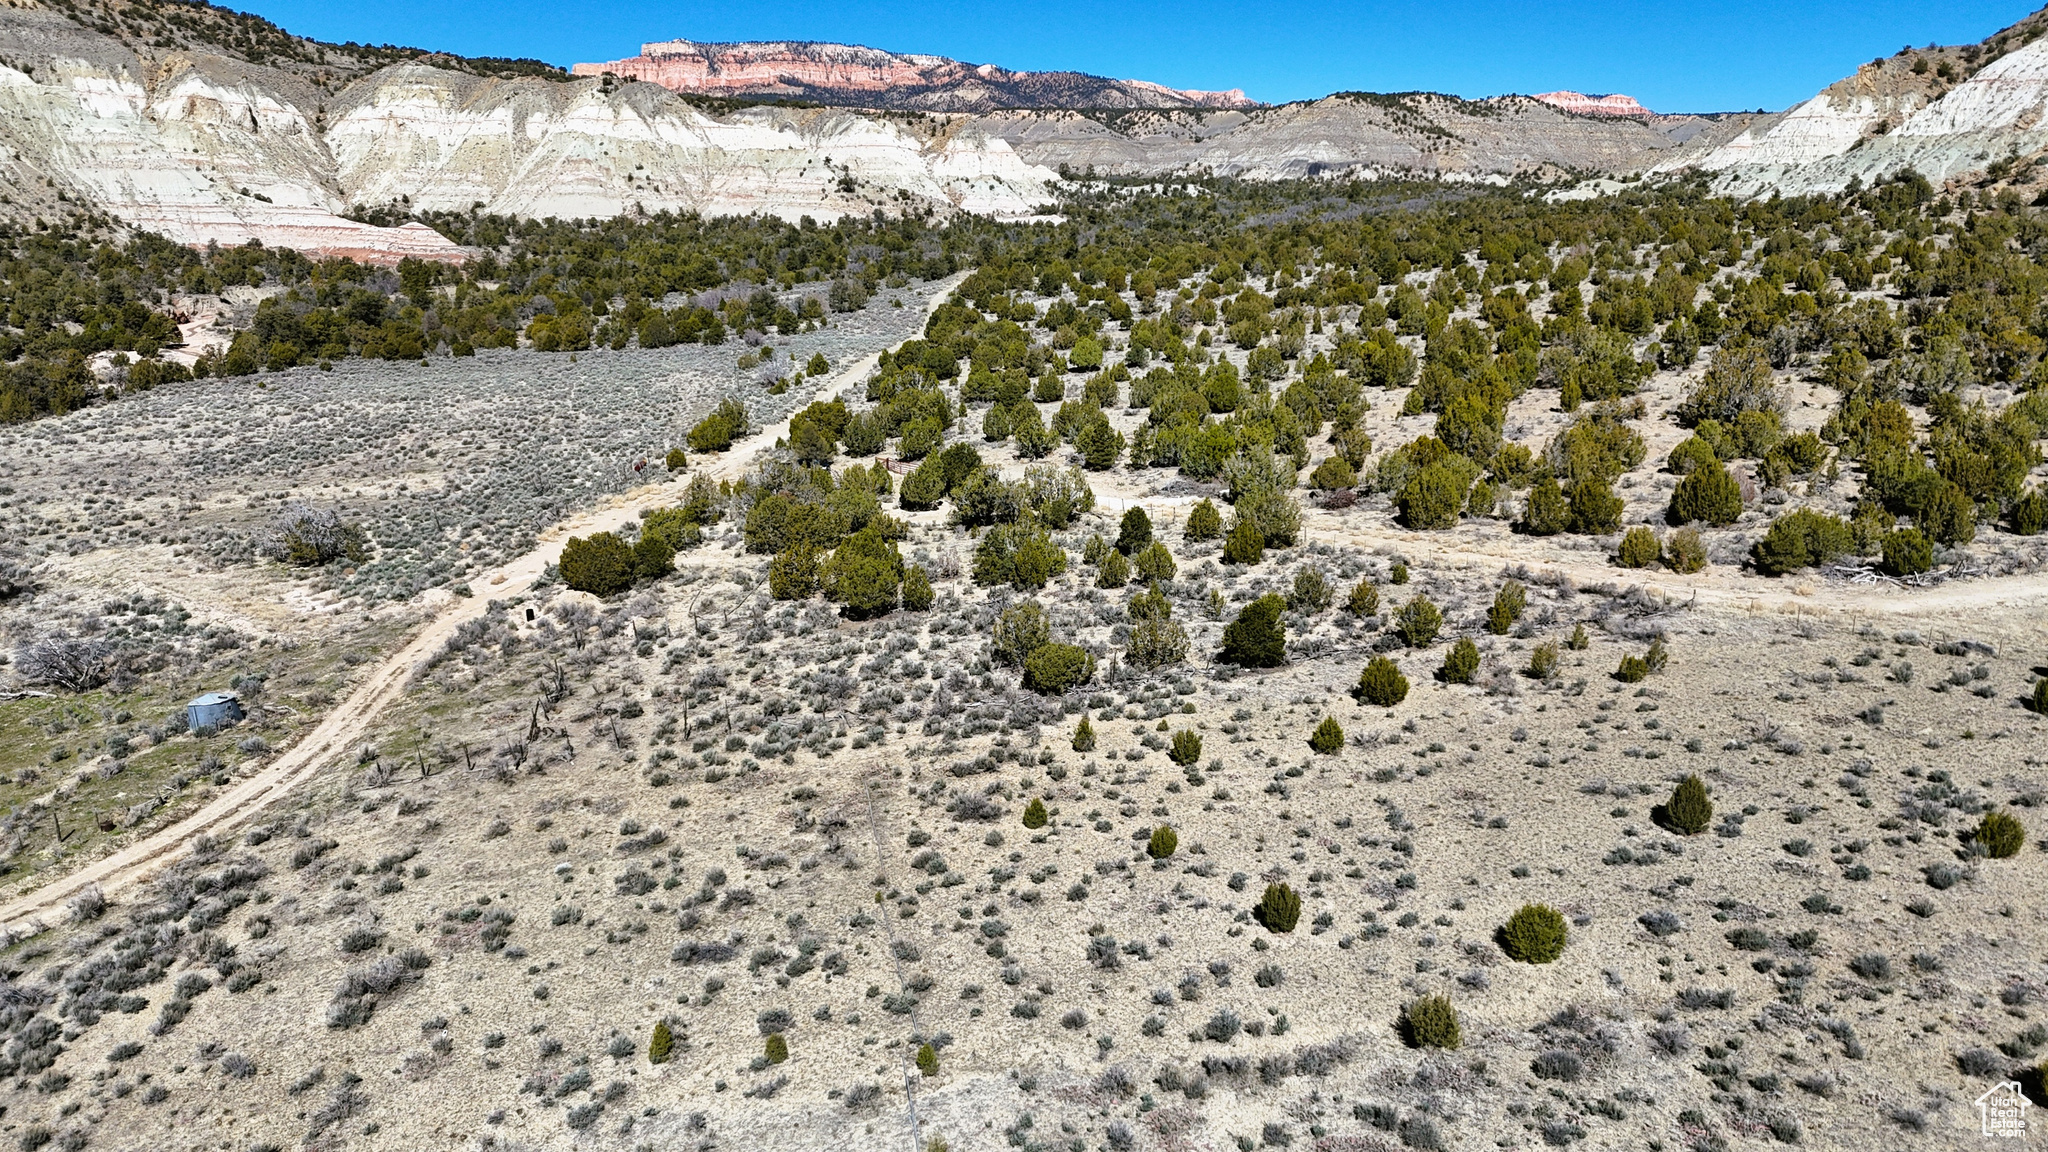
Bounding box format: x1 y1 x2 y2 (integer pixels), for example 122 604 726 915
239 0 2040 113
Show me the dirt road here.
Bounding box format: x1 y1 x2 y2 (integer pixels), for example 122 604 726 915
0 277 964 939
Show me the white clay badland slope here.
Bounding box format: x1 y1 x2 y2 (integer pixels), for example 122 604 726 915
1680 30 2048 194
0 6 1057 261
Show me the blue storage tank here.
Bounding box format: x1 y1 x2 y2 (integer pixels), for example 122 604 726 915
187 691 243 731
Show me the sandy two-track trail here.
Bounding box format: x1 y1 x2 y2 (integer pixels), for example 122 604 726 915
0 278 967 938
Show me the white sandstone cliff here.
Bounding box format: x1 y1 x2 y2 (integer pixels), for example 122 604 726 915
0 16 1057 262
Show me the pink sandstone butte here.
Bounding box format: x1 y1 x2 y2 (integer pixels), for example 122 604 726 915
1530 91 1654 117
572 39 1257 109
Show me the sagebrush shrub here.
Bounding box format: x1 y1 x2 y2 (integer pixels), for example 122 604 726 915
1974 811 2025 859
1664 774 1713 835
1500 904 1568 963
1255 883 1301 933
1309 716 1344 754
1358 656 1409 706
1403 994 1462 1050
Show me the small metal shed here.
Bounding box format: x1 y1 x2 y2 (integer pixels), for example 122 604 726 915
186 691 243 731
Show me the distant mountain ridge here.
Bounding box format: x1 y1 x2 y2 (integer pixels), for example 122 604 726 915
571 39 1260 112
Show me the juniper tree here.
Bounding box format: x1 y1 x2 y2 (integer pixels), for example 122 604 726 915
1116 506 1154 555
1184 498 1223 541
1255 883 1301 933
1441 638 1479 684
1358 656 1408 706
1617 526 1661 568
901 565 934 610
1663 774 1712 835
648 1021 674 1064
1974 811 2025 858
1486 580 1525 634
561 533 635 596
1220 594 1286 667
1403 994 1461 1050
1668 464 1742 526
1133 542 1176 583
1345 579 1380 617
1147 826 1178 859
1308 716 1344 754
1500 904 1568 963
1395 595 1442 647
1222 519 1265 565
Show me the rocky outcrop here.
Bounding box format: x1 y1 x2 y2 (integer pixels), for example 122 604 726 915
572 39 1258 112
1531 91 1651 118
